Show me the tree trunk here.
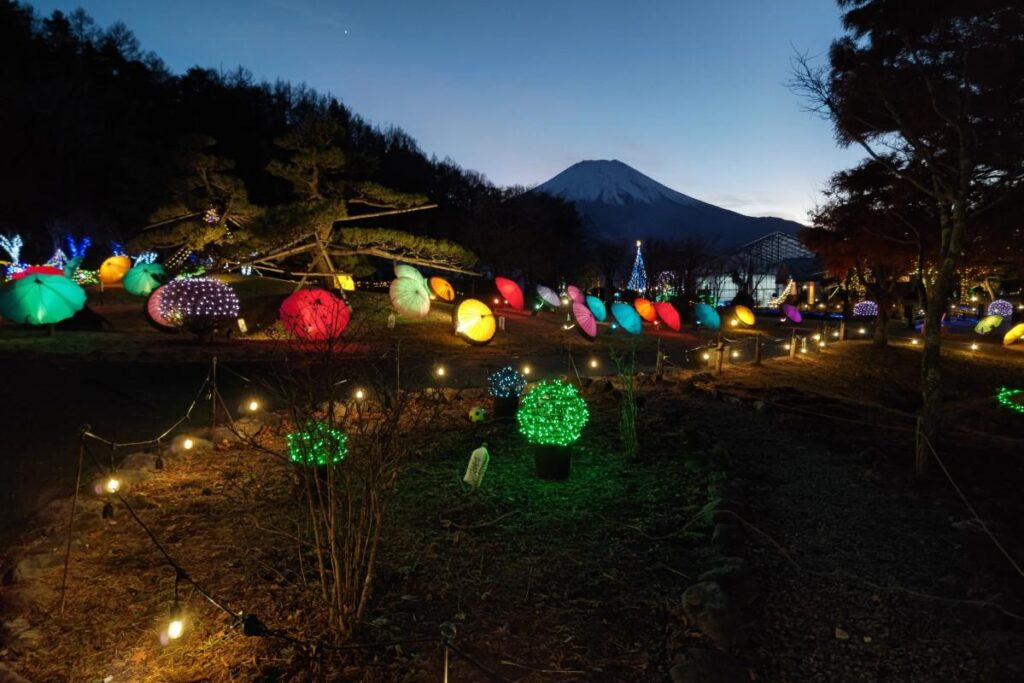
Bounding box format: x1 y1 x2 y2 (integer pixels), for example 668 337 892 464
919 254 958 468
873 303 889 347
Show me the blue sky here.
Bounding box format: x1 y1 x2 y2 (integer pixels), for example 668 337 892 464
31 0 862 222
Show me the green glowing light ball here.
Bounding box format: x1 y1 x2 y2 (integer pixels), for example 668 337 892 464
286 420 348 466
468 406 487 423
516 379 589 447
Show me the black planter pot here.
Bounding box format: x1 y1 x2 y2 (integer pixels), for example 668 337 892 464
534 444 571 480
493 395 520 420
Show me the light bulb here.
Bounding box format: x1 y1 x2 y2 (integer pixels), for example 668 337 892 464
911 339 919 345
522 365 532 375
105 477 120 494
589 359 598 368
247 400 259 412
731 351 739 358
354 388 365 400
730 319 738 327
812 333 821 341
832 331 839 338
800 347 807 353
970 343 979 351
858 327 866 334
702 353 710 360
493 298 499 305
435 366 446 377
183 437 194 450
818 340 825 347
167 617 184 640
784 343 790 350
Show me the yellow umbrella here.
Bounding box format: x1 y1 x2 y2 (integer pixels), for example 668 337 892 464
1004 323 1024 346
99 255 131 285
452 298 496 345
734 305 755 326
974 314 1003 335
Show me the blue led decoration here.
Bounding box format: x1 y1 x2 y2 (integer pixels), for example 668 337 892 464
488 365 527 399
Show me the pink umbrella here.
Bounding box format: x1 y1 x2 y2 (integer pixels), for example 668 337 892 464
495 277 524 311
279 288 351 341
782 303 803 323
571 300 598 339
567 285 584 303
654 301 681 331
147 284 174 328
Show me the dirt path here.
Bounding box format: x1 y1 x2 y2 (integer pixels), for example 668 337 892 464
704 400 1024 681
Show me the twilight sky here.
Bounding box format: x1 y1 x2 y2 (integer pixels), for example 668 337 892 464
32 0 863 222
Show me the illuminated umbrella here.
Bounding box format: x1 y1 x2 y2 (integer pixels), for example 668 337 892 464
429 276 455 302
10 265 63 281
390 276 431 319
0 274 86 325
394 264 427 289
99 255 131 285
654 301 681 331
781 303 802 323
279 288 351 341
634 297 657 322
734 305 755 326
694 303 721 330
567 285 584 304
122 263 166 297
571 300 598 339
453 298 496 345
147 284 174 328
611 302 642 335
535 284 561 309
1004 323 1024 346
585 295 607 322
495 277 524 311
63 256 83 278
974 315 1003 335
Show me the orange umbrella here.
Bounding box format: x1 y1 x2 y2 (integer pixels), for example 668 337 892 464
633 297 657 322
429 276 455 302
99 255 131 285
495 277 524 311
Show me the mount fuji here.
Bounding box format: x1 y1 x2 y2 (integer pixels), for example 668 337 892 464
533 160 803 248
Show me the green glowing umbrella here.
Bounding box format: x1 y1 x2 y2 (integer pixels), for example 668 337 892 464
974 314 1003 335
389 276 431 319
0 273 86 325
122 263 167 297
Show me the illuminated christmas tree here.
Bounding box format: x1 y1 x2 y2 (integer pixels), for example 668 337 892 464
627 240 647 293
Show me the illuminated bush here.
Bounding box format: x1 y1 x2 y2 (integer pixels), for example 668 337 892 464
853 300 878 317
988 299 1013 318
488 365 527 399
516 379 589 447
287 420 349 466
158 277 239 336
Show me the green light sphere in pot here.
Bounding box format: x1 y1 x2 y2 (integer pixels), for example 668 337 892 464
516 379 589 447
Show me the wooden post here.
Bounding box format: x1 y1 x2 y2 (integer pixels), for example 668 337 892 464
789 329 797 359
838 320 846 341
654 338 664 379
915 416 926 476
754 332 763 365
715 342 725 375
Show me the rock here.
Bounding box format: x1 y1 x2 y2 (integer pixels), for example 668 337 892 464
320 400 348 421
670 648 747 683
682 582 747 652
0 663 33 683
699 557 760 608
0 582 57 614
3 616 42 648
12 551 63 583
462 387 486 400
711 524 746 557
834 626 850 640
119 451 161 471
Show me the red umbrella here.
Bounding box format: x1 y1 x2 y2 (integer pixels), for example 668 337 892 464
147 285 174 328
279 288 351 340
571 300 598 339
495 277 524 311
9 265 63 281
654 301 681 331
567 285 584 304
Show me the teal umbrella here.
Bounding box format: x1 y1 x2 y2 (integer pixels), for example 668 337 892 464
694 303 721 330
0 274 86 325
122 263 166 297
611 302 642 335
585 295 607 322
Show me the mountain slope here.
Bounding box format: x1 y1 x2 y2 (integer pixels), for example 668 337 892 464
534 160 803 248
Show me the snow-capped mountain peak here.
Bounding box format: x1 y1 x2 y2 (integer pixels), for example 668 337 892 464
534 159 700 206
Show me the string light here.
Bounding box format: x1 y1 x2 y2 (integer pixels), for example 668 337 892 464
488 366 527 399
996 387 1024 414
157 278 240 329
516 380 589 447
286 420 348 466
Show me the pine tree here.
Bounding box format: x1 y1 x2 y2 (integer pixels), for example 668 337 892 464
627 240 647 293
